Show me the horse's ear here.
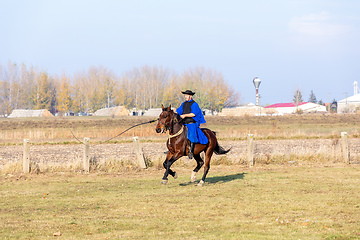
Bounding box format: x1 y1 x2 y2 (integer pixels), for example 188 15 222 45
161 104 165 111
167 104 171 111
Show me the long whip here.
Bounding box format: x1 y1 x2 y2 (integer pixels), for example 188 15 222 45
70 118 158 144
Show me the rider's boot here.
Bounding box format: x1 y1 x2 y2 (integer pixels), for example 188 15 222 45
189 142 195 159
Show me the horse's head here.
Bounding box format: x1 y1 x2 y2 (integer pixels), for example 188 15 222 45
156 104 174 133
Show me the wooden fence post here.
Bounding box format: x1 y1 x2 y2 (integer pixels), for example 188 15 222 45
247 134 254 167
341 132 350 164
83 138 90 173
133 137 147 169
23 139 30 173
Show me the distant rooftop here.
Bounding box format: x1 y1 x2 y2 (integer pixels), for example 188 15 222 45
265 102 308 108
8 109 54 118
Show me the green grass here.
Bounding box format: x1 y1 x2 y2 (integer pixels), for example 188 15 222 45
1 165 359 239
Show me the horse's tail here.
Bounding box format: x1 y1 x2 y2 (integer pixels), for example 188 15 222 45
202 129 230 155
214 141 231 155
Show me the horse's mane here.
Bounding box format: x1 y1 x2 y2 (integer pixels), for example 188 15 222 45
173 112 182 123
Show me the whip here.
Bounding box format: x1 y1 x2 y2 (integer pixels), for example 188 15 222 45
70 118 158 144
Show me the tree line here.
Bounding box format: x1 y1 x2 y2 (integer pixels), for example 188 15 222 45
293 89 325 105
0 61 240 116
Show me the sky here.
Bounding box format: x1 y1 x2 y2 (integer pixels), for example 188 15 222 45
1 0 359 105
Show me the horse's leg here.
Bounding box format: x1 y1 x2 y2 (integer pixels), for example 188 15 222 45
162 159 177 179
198 151 214 187
162 152 183 184
191 154 204 183
162 158 175 184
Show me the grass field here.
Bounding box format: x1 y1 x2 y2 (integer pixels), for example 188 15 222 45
0 114 359 239
1 164 359 239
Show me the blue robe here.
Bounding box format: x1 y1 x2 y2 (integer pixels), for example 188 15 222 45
177 100 208 145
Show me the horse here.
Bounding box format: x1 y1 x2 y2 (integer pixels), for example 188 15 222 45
156 105 230 186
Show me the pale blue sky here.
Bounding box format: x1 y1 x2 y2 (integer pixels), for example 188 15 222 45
1 0 359 105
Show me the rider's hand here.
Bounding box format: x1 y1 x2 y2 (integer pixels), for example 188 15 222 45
180 113 195 119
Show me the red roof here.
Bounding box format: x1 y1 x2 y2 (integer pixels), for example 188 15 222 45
265 102 308 108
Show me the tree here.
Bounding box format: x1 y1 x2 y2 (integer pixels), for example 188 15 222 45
308 90 317 103
0 61 241 114
177 67 239 112
224 87 240 108
117 73 135 109
6 61 20 110
293 89 303 106
205 70 230 113
31 71 54 111
162 74 181 107
72 66 116 112
57 75 72 114
72 71 88 113
98 67 115 109
0 63 11 116
19 63 34 109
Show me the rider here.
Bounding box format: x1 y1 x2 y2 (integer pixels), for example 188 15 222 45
176 90 208 159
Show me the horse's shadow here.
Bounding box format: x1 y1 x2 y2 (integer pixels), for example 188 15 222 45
179 172 246 186
206 172 246 184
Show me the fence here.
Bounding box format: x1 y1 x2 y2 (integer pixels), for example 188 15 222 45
19 137 147 173
0 133 358 174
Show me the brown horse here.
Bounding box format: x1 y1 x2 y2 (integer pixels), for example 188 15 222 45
156 105 230 186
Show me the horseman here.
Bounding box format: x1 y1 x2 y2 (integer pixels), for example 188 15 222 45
176 90 208 159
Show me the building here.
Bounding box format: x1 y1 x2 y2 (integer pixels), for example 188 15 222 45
143 108 162 117
8 109 54 118
337 94 360 113
219 103 257 116
219 103 277 116
94 106 130 116
264 102 327 115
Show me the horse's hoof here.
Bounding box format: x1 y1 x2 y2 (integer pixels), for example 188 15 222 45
190 171 196 183
197 180 204 187
173 172 178 179
161 179 168 184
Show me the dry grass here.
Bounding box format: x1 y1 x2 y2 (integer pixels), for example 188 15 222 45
1 115 359 238
0 158 140 175
0 143 353 175
1 114 360 144
0 164 359 239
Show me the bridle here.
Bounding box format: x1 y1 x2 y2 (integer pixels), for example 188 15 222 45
157 112 172 133
157 110 183 135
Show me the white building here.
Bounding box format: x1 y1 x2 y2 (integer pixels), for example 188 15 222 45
264 102 327 115
8 109 54 118
219 103 260 116
94 106 129 116
143 108 162 116
337 94 360 113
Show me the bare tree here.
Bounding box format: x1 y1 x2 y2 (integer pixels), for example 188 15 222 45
293 89 303 107
176 66 239 112
0 61 240 114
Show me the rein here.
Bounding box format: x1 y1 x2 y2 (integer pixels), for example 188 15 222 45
168 125 184 144
158 111 185 144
